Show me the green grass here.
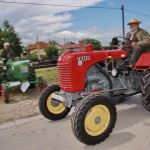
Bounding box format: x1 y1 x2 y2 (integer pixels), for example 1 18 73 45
0 67 58 103
36 67 58 84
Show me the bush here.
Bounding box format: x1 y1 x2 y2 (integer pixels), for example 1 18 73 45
44 46 58 58
29 54 38 62
39 54 47 60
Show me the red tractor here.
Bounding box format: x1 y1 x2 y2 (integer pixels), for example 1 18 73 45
39 37 150 145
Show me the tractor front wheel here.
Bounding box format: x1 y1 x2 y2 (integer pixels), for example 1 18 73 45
71 94 117 145
39 85 71 120
141 71 150 111
1 84 9 103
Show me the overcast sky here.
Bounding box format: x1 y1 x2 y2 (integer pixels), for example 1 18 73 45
0 0 150 46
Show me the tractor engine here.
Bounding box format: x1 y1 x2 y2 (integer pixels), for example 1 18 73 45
84 61 141 97
85 64 110 92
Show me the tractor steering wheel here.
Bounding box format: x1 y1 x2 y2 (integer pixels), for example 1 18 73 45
112 36 132 49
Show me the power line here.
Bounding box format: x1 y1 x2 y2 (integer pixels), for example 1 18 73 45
125 9 150 18
0 0 120 9
1 1 150 18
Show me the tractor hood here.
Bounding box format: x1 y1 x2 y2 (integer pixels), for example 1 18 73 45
57 47 128 92
7 60 30 81
7 60 30 66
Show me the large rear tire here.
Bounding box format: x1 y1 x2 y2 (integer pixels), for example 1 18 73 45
71 94 117 145
141 71 150 111
39 85 71 121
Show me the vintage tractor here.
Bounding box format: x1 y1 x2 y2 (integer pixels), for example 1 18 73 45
0 58 47 103
39 37 150 145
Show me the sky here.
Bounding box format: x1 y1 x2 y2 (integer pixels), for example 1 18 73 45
0 0 150 46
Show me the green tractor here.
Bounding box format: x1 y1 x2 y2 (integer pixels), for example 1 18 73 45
0 58 47 103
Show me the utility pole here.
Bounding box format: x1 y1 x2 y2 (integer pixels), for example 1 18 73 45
64 38 66 44
121 5 125 38
36 35 40 59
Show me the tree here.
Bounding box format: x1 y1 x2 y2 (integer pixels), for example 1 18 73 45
29 54 38 62
85 38 102 50
44 45 59 59
49 40 58 46
66 41 76 44
0 20 22 56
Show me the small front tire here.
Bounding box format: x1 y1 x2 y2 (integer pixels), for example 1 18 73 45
39 85 71 120
1 84 9 103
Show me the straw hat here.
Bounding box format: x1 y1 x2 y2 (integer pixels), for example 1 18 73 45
127 18 141 25
3 42 10 46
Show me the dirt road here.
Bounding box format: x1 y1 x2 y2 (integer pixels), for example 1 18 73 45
0 87 41 124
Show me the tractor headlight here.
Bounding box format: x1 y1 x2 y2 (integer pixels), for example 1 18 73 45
3 66 7 70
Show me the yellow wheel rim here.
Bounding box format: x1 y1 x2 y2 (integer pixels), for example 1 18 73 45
47 95 66 114
84 105 110 136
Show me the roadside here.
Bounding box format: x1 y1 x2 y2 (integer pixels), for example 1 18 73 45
0 67 57 124
0 87 41 124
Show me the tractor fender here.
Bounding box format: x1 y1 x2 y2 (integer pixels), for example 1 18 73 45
134 53 150 70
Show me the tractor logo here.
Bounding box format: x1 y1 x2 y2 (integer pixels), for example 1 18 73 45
77 56 90 66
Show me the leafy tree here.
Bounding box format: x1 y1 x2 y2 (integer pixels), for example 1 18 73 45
0 20 22 56
49 40 58 46
85 38 102 50
45 45 59 58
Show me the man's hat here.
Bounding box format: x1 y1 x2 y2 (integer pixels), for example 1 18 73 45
127 18 141 25
3 42 10 46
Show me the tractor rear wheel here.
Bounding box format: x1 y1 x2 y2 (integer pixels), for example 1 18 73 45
71 94 117 145
141 71 150 111
1 84 9 103
39 85 71 121
28 66 36 88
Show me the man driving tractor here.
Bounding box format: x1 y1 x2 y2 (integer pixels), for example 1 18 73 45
124 18 150 68
0 42 15 63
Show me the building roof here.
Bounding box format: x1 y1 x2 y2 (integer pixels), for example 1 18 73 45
58 44 80 50
26 42 49 51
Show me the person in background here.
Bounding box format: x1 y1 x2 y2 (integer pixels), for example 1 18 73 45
0 42 15 63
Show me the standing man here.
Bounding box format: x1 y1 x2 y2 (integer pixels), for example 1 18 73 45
124 18 150 68
0 42 14 63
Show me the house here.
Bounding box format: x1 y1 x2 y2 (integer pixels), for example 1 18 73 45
57 44 80 51
57 44 80 55
26 42 81 57
26 42 49 56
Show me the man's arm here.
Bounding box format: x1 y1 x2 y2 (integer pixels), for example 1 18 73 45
137 29 150 48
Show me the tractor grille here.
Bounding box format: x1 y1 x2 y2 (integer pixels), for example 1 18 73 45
57 63 72 89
